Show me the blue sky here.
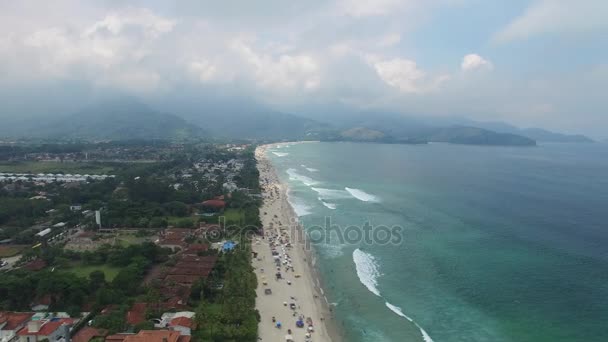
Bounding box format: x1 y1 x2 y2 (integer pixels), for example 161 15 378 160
0 0 606 137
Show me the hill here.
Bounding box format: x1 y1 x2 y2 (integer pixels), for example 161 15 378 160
38 98 205 141
520 128 594 143
426 126 536 146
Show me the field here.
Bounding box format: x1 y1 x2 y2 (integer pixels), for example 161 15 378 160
0 161 115 174
66 264 122 281
0 245 27 257
222 209 245 223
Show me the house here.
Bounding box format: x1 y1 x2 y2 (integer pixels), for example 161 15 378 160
168 316 194 336
16 317 74 342
30 295 52 312
201 199 226 211
0 312 34 342
35 228 52 238
122 330 190 342
70 205 83 212
126 303 148 326
71 327 108 342
105 333 132 342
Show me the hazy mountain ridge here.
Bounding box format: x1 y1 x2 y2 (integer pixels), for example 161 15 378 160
35 98 205 141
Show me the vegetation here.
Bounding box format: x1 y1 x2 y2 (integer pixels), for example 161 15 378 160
0 243 169 312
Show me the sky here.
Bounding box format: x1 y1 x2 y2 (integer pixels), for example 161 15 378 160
0 0 606 137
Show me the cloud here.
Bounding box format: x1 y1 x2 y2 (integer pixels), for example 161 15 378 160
231 40 321 92
337 0 405 18
494 0 608 42
372 58 449 93
377 33 401 47
461 54 493 72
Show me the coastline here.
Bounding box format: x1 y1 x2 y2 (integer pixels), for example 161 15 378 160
254 142 342 342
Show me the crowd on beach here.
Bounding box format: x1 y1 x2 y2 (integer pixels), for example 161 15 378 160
253 145 332 342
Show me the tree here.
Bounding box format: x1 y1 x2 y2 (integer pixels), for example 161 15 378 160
89 270 106 291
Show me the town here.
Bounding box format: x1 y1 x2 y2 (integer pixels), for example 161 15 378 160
0 141 261 342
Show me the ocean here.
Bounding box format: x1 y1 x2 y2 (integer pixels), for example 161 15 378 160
267 142 608 342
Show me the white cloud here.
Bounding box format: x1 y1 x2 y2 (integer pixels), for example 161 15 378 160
231 40 321 92
84 8 175 38
338 0 405 18
377 33 401 47
495 0 608 42
189 60 219 82
461 53 493 72
373 58 449 93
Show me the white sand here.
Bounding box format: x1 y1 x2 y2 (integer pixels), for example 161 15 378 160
254 144 338 342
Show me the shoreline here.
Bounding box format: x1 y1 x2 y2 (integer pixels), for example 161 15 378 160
254 142 342 342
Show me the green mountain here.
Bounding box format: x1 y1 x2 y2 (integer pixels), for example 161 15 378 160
39 98 205 141
427 126 536 146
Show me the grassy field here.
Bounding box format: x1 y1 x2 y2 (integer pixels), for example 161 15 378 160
66 264 122 281
222 209 245 223
0 245 27 257
0 161 115 174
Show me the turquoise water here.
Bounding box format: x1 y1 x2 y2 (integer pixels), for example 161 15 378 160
267 142 608 342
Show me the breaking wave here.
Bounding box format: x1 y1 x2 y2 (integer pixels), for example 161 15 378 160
286 194 312 217
311 187 352 200
353 249 435 342
286 168 318 186
272 152 289 157
319 198 337 210
353 249 381 297
345 187 380 202
385 303 434 342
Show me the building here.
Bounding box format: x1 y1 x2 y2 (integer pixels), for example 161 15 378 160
16 317 74 342
122 330 190 342
71 327 108 342
35 228 52 238
0 312 34 342
168 316 194 336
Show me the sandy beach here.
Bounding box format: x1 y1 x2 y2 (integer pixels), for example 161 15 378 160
254 143 338 342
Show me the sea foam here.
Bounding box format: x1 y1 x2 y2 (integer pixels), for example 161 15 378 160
345 187 380 202
312 187 352 200
353 248 381 297
286 194 312 217
385 302 434 342
286 168 318 186
318 198 337 210
272 152 289 157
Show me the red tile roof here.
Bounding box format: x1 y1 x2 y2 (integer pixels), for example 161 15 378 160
126 303 147 326
123 330 181 342
201 199 225 209
72 327 108 342
105 333 132 342
0 312 34 330
18 318 74 336
169 317 193 328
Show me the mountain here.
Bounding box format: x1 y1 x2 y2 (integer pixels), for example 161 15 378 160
452 119 594 143
148 89 331 140
426 126 536 146
520 128 594 143
39 97 205 141
313 111 535 146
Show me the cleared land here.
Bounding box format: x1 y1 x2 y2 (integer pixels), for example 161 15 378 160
0 245 28 257
0 161 115 174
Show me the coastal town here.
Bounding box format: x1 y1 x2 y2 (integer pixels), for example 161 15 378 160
0 140 333 342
